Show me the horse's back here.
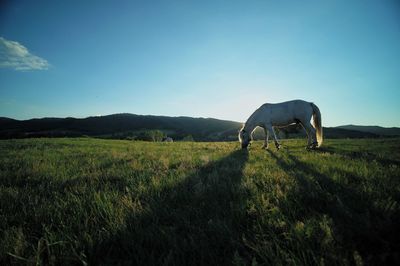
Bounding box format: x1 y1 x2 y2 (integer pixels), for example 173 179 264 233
260 100 311 113
257 100 313 125
261 99 310 108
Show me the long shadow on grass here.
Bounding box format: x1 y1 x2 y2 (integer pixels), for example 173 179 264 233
316 146 400 166
91 149 250 265
267 149 400 265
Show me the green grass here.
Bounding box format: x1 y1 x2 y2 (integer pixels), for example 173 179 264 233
1 138 399 265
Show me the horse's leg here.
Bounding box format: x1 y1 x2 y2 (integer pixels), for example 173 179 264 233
303 121 317 149
300 123 312 149
267 125 281 150
261 127 269 149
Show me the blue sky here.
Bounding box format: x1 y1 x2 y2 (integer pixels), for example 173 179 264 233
0 0 399 126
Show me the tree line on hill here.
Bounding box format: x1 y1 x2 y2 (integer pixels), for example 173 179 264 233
0 114 398 141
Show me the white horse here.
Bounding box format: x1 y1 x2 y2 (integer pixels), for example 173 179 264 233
239 100 323 150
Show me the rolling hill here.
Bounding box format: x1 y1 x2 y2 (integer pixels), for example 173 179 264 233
0 114 241 141
337 125 400 136
0 114 398 140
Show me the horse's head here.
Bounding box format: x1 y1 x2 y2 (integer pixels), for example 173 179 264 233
238 127 251 149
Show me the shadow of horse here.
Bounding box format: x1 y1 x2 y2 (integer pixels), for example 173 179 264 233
267 149 400 265
91 149 249 265
316 146 400 166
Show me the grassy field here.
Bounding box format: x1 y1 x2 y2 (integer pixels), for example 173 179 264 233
1 138 399 265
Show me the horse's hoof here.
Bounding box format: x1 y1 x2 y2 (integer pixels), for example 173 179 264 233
311 142 318 149
306 143 317 151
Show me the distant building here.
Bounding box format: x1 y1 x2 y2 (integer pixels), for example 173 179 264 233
162 137 173 142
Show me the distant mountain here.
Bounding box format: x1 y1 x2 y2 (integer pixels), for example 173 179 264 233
323 127 380 138
337 125 400 136
0 114 398 141
0 114 242 141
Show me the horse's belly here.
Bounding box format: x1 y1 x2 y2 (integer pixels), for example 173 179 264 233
274 120 296 127
270 113 297 126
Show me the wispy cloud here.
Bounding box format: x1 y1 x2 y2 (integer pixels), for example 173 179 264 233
0 37 50 71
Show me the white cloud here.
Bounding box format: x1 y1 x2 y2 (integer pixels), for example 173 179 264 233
0 37 50 71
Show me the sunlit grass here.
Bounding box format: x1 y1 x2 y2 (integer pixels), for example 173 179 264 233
1 138 399 265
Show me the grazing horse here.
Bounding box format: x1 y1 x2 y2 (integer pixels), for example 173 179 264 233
239 100 323 150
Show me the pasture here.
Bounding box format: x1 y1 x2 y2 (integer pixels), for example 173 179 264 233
1 138 399 265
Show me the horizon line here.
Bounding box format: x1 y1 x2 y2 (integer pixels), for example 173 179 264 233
1 113 399 128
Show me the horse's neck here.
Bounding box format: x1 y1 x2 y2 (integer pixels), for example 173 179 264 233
245 107 265 132
244 116 258 132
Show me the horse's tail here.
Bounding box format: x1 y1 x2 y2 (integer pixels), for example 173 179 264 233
311 102 323 147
